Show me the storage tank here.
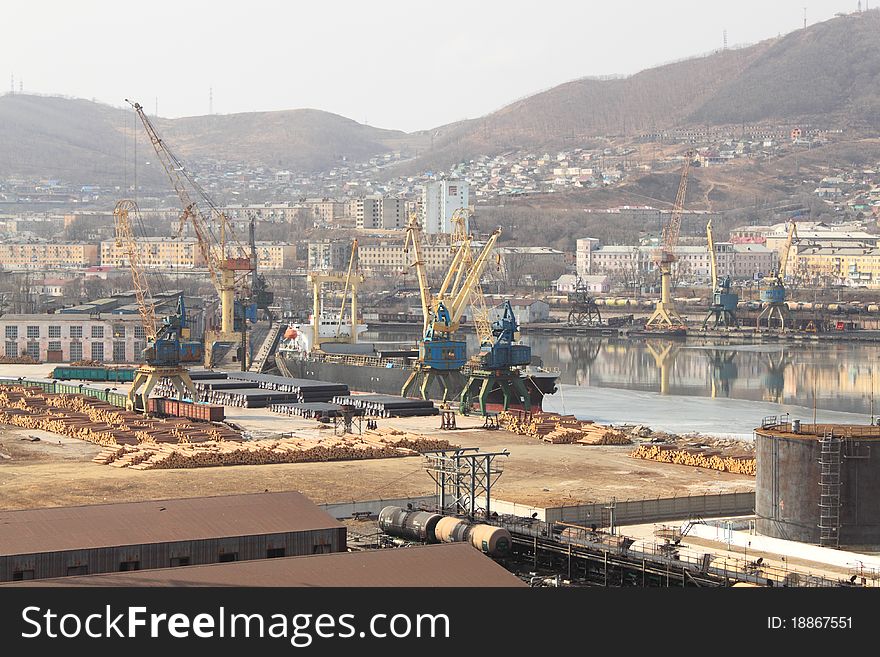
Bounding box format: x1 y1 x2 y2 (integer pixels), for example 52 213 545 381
468 524 512 556
378 506 442 543
755 423 880 548
434 516 471 543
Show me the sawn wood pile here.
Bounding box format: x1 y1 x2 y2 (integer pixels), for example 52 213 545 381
498 410 631 445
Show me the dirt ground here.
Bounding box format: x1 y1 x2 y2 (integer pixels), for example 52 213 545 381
0 407 754 511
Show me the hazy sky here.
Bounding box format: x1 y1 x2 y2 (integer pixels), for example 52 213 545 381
2 0 863 131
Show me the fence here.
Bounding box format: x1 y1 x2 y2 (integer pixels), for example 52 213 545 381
543 491 756 526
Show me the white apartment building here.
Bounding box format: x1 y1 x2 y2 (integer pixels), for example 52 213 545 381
421 180 469 234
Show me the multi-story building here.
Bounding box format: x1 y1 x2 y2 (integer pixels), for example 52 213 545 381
576 238 601 278
380 197 407 230
100 238 204 269
307 240 352 271
0 314 146 363
358 242 455 275
789 245 880 287
352 197 382 230
0 243 99 269
253 242 296 270
421 180 468 234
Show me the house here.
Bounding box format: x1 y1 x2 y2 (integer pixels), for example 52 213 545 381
490 299 550 324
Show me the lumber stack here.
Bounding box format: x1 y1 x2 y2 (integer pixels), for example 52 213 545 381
95 430 456 470
498 410 631 445
0 385 241 447
629 444 756 476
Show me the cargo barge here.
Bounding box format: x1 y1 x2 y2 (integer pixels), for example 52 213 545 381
273 319 558 410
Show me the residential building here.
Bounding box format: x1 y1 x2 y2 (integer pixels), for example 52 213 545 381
495 246 566 283
352 197 382 229
789 245 880 287
100 237 204 269
0 243 98 269
421 180 468 234
253 242 296 269
358 242 456 275
380 197 407 230
308 240 352 272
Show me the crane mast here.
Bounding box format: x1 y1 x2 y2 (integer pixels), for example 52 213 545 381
114 200 157 340
646 152 692 329
127 99 253 367
702 219 738 329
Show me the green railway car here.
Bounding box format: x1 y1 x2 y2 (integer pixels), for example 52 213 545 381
50 366 137 383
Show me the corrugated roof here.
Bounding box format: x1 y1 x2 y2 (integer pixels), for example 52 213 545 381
0 492 343 557
4 543 525 587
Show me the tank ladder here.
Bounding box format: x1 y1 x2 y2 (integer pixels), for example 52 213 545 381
818 432 842 548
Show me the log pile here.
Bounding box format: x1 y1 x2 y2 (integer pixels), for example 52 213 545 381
629 444 756 476
0 385 240 447
498 410 631 445
93 430 456 470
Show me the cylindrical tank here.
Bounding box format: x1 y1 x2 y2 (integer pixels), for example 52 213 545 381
826 303 840 312
595 298 606 306
434 516 471 543
378 506 442 542
755 426 880 548
868 304 880 313
468 524 512 556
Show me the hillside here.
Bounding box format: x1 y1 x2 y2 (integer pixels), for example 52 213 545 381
0 95 415 184
405 11 880 172
2 11 880 183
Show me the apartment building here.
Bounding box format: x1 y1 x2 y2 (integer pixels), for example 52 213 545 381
100 238 204 269
421 180 468 234
308 240 352 271
253 242 296 269
0 243 98 269
358 242 455 274
789 245 880 287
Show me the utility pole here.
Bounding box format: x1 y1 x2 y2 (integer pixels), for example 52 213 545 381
209 86 213 115
803 7 807 29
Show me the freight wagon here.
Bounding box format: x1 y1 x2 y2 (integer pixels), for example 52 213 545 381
50 365 137 383
147 397 225 422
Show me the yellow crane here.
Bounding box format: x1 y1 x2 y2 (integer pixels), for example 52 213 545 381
758 221 798 330
114 200 196 412
127 100 254 367
450 208 494 346
646 153 692 329
402 213 502 400
703 219 738 328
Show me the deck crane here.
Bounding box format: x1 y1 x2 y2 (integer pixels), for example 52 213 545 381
758 221 798 330
401 214 501 400
127 99 254 367
702 219 738 329
450 208 494 346
114 200 196 412
646 152 693 330
305 240 364 352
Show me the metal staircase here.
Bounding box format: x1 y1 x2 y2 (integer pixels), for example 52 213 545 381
818 432 842 548
248 323 283 373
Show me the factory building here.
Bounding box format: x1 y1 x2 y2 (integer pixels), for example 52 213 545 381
0 491 346 582
755 419 880 549
5 543 524 587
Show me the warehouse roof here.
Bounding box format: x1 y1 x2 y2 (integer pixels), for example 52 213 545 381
0 492 343 557
4 543 525 587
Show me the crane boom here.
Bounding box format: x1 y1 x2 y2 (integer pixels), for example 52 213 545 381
658 152 693 260
404 214 432 334
335 240 359 338
446 228 501 328
706 219 718 291
779 221 798 281
114 200 157 340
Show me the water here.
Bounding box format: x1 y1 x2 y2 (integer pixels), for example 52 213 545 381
367 329 878 436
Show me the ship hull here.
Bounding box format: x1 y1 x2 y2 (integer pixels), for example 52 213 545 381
275 353 557 411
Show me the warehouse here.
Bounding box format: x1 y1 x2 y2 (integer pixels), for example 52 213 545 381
5 543 525 587
0 491 346 582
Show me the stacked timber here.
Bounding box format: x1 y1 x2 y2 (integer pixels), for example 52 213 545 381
0 385 241 447
498 410 630 445
629 444 756 476
95 431 456 470
331 394 438 418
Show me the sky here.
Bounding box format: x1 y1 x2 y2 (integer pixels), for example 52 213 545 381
1 0 865 132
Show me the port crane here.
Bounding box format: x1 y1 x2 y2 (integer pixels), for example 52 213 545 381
646 153 692 330
702 219 738 329
114 200 196 412
307 240 364 352
127 100 254 367
450 208 494 346
758 221 798 330
401 214 501 401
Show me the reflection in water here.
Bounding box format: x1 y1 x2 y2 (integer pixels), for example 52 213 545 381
367 328 879 416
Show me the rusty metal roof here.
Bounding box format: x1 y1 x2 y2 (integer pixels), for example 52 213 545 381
4 543 525 587
0 491 343 556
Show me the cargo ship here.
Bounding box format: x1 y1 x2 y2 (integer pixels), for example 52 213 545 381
273 315 559 411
